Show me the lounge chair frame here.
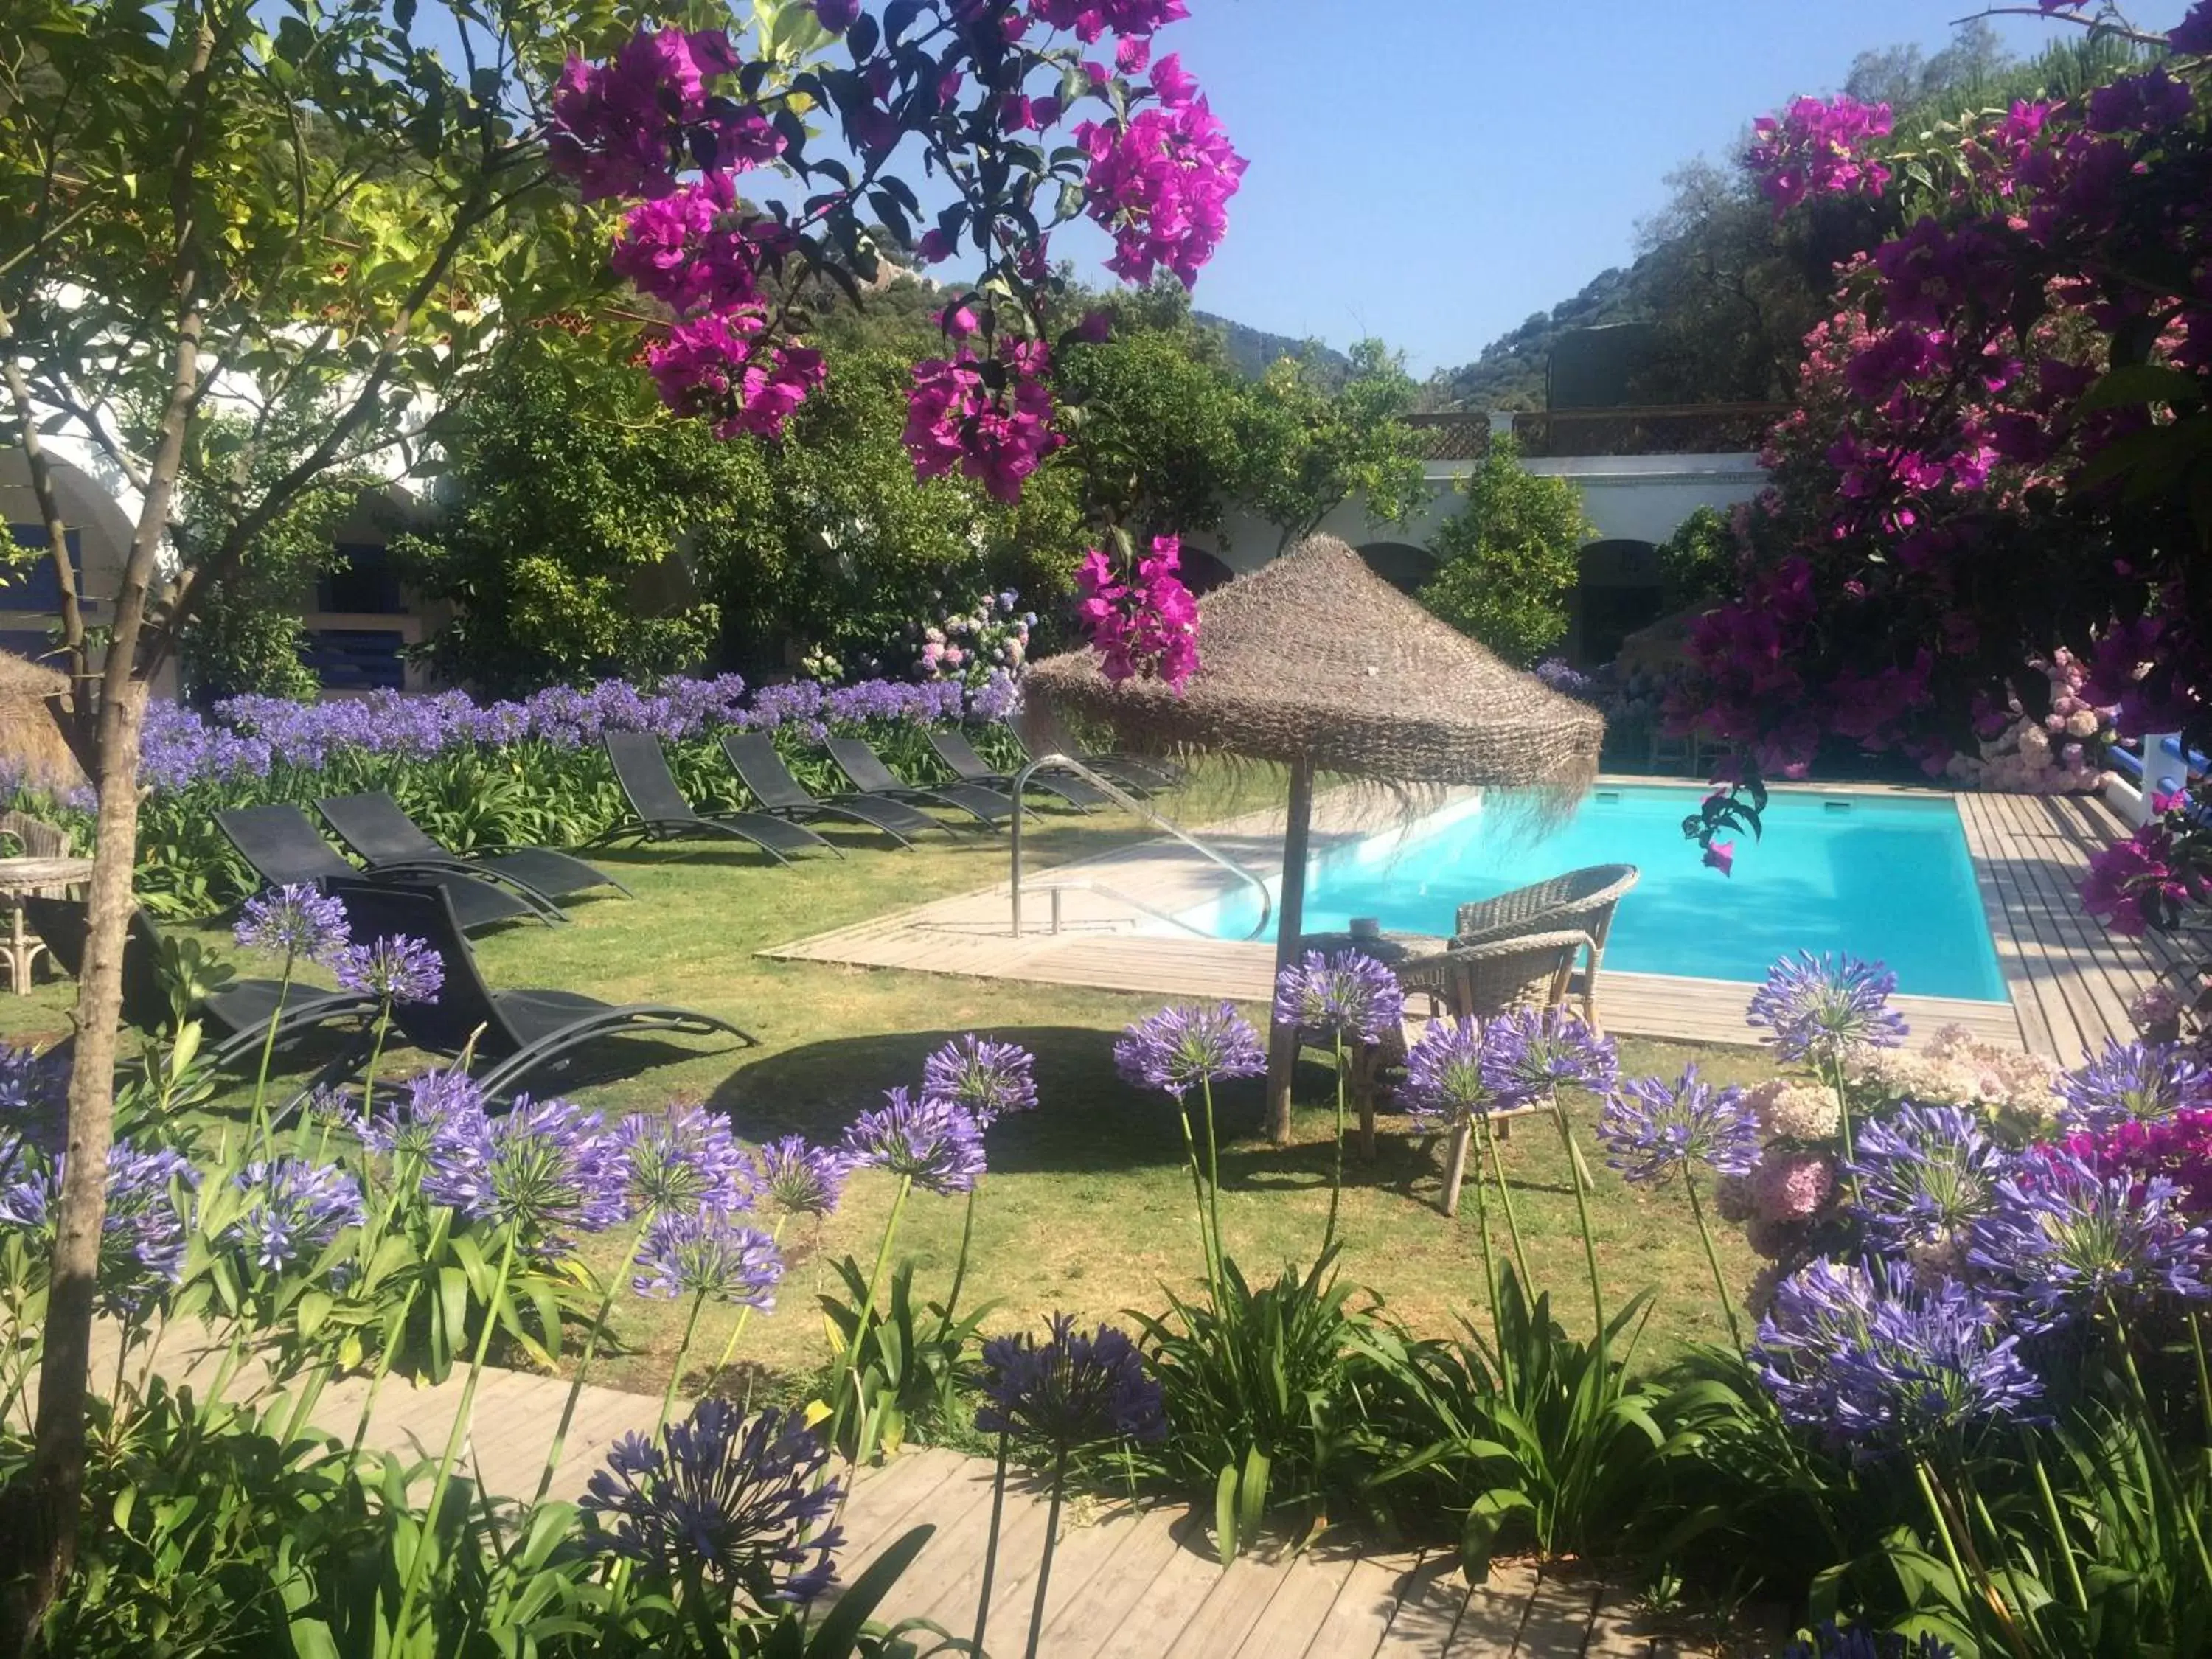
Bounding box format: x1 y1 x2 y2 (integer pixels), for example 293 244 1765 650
719 732 938 849
592 732 838 863
821 737 1023 830
215 803 560 930
324 879 756 1101
318 790 633 906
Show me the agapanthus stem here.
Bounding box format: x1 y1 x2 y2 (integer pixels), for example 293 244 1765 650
2027 1441 2088 1615
974 1430 1009 1658
531 1210 655 1507
1917 1459 2031 1659
1323 1034 1347 1253
1475 1111 1529 1285
1200 1076 1227 1286
2190 1312 2212 1447
707 1213 787 1390
347 1001 394 1152
349 1277 422 1459
655 1287 711 1448
393 1223 520 1645
1023 1444 1069 1659
834 1173 912 1458
1173 1104 1221 1304
1826 1057 1859 1203
943 1184 980 1326
247 956 295 1160
1550 1091 1607 1343
1466 1113 1500 1344
1682 1172 1743 1349
2106 1296 2212 1593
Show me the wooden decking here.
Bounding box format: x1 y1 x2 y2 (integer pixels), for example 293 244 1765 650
1952 790 2181 1064
768 785 2170 1063
54 1321 1709 1657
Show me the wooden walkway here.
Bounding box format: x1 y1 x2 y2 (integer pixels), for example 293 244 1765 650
765 785 2171 1063
1953 791 2185 1065
47 1322 1714 1657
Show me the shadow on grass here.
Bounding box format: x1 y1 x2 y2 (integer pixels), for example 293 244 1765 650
706 1026 1531 1217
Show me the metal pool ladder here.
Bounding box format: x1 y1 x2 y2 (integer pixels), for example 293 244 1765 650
1006 754 1274 942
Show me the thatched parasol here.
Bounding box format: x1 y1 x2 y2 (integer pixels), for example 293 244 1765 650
1026 534 1605 1140
0 651 86 793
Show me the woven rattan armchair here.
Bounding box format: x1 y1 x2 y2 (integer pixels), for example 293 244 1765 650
1451 863 1639 1032
0 811 72 992
1337 931 1590 1203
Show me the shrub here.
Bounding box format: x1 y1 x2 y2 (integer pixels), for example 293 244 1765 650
1417 437 1589 665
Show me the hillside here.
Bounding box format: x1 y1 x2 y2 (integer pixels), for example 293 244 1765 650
1195 311 1351 382
1425 265 1645 411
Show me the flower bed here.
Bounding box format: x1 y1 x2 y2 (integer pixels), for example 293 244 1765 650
45 672 1024 917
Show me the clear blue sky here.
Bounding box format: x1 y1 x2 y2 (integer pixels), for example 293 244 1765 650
1071 1 2191 376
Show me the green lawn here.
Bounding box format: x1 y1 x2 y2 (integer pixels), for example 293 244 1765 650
2 764 1780 1404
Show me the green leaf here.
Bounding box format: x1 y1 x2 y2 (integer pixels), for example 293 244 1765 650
804 1524 933 1657
1214 1462 1240 1563
2078 362 2204 412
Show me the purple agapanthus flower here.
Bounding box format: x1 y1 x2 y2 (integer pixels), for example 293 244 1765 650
332 933 445 1004
1784 1621 1958 1659
741 1136 852 1217
1272 950 1405 1045
0 1140 199 1315
922 1034 1038 1124
1751 1256 2042 1455
229 1157 366 1272
1396 1017 1534 1130
357 1067 484 1162
840 1089 985 1196
234 883 351 966
2056 1037 2212 1133
975 1313 1166 1449
631 1208 782 1307
1969 1151 2212 1326
619 1106 751 1215
1113 1002 1265 1099
1597 1065 1760 1185
0 1042 69 1158
1747 951 1909 1065
1483 1006 1620 1095
581 1401 844 1606
422 1093 628 1251
1848 1105 2013 1262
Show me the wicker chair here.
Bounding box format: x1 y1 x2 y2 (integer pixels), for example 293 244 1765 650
0 811 72 992
1373 929 1593 1217
1451 863 1639 1032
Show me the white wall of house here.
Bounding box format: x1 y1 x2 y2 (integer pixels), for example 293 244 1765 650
1188 451 1768 576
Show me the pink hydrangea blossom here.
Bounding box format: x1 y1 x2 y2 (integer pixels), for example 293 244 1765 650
1750 1150 1835 1224
1074 534 1201 692
1075 94 1245 288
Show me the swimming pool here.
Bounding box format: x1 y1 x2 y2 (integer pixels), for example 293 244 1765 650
1180 785 2008 1002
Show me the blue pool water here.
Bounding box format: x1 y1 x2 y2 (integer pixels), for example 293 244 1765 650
1185 785 2008 1001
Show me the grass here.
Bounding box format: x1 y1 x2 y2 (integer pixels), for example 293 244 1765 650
0 760 1782 1406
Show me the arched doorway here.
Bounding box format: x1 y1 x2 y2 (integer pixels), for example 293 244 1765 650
1354 540 1438 597
1571 538 1664 666
1179 544 1236 596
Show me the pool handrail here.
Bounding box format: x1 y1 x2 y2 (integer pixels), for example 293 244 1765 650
1007 754 1274 943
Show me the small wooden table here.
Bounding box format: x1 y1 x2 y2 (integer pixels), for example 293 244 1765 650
0 855 94 995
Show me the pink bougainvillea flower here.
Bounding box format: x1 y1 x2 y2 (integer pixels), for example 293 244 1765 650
1074 535 1200 692
1743 95 1893 214
1075 92 1245 289
2081 823 2211 936
902 338 1065 503
647 310 826 439
1703 838 1736 877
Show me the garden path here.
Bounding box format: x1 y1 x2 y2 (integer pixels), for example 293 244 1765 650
60 1320 1732 1656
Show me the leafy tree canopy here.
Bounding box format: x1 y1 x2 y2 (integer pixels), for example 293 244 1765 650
1416 437 1590 666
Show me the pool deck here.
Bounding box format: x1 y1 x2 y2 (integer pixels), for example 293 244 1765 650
763 781 2169 1063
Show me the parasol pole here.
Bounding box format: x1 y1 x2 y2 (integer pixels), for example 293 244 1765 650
1265 755 1314 1143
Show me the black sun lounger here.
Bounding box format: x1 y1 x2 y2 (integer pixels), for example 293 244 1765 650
215 803 555 932
928 728 1113 812
1008 707 1180 794
594 733 837 863
821 737 1024 830
318 790 630 906
24 896 378 1070
720 732 942 849
324 879 756 1101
